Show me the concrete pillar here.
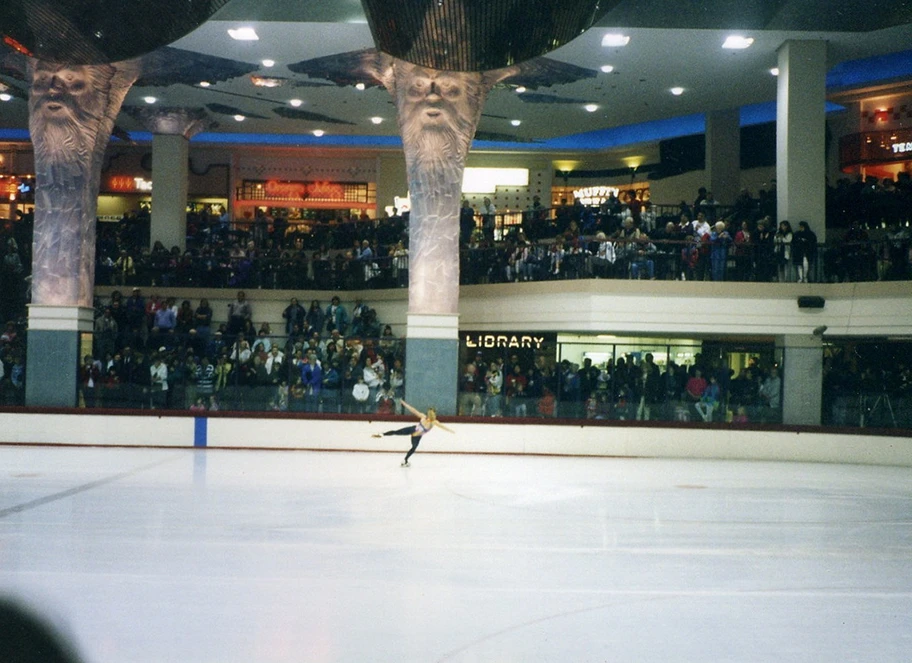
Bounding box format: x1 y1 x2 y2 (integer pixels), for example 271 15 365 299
151 133 189 252
705 108 741 207
25 306 94 407
780 334 823 426
777 40 828 242
127 107 213 252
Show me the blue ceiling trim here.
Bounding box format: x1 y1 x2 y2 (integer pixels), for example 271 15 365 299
827 48 912 88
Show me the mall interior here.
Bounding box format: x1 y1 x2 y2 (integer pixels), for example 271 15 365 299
0 0 910 431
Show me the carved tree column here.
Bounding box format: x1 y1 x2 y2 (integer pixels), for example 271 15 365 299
26 58 138 407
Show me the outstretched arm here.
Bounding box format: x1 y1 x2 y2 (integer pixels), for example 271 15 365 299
399 400 424 418
435 421 456 434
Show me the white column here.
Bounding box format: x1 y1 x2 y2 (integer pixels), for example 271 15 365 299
777 40 828 241
705 108 741 207
151 133 189 252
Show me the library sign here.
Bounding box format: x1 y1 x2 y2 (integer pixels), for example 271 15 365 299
463 333 549 350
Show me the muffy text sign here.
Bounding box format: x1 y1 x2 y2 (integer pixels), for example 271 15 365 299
464 334 546 350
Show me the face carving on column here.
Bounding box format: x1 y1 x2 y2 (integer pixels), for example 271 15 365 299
395 63 482 183
29 61 111 175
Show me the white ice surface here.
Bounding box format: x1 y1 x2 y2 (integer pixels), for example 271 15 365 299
1 446 911 663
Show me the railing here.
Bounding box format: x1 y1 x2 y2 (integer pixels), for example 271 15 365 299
94 238 911 291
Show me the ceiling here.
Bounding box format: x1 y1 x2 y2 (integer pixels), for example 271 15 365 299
2 0 912 151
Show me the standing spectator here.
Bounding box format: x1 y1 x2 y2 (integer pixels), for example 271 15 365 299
282 297 306 337
480 196 497 243
791 221 818 283
227 291 252 338
709 222 733 281
300 352 323 413
733 221 753 281
774 221 794 282
324 296 349 335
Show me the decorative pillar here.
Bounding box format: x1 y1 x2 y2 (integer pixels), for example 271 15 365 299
26 59 138 407
705 108 741 207
780 334 823 426
777 40 827 241
367 56 509 414
129 107 212 252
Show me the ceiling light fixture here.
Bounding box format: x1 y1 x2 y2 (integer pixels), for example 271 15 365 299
670 87 685 96
143 96 157 104
355 83 366 90
0 93 11 102
233 114 245 122
312 129 325 137
769 67 780 76
289 98 303 107
370 116 383 125
600 65 615 73
515 86 526 94
261 59 275 67
251 75 285 88
199 81 211 88
722 35 754 49
510 119 521 126
227 27 259 41
584 104 599 112
601 33 630 47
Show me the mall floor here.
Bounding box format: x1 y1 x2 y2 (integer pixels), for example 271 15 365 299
1 445 910 663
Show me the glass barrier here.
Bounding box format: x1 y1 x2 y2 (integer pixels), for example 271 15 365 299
76 331 406 414
459 339 785 425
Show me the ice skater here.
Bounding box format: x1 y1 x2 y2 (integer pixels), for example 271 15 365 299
372 400 454 466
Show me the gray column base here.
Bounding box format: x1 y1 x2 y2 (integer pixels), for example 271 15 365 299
25 329 81 407
404 338 459 416
25 305 93 408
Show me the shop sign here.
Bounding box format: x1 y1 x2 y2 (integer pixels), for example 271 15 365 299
108 176 152 192
264 180 346 200
464 334 546 350
891 141 912 154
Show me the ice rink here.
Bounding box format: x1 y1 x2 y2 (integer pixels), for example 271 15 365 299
2 445 911 662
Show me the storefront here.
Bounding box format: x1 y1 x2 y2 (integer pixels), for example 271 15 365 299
840 127 912 180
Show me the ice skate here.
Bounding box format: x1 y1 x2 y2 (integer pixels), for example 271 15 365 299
371 434 382 438
401 461 410 467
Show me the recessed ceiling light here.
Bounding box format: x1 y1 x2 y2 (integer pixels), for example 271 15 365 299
584 104 599 112
670 87 685 96
355 83 366 90
289 98 303 107
233 114 245 122
515 86 526 94
143 96 157 104
199 81 211 88
370 116 383 125
261 59 275 67
510 119 521 126
722 35 754 49
600 65 615 73
0 93 11 102
227 27 259 41
601 33 630 47
312 129 325 137
769 67 780 76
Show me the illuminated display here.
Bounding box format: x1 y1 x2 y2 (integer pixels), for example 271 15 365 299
238 179 374 205
464 334 547 350
106 176 152 192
